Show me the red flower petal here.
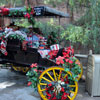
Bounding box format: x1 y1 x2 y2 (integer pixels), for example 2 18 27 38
69 60 73 64
27 81 32 86
65 59 69 62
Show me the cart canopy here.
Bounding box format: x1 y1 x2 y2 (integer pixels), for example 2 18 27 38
0 6 69 18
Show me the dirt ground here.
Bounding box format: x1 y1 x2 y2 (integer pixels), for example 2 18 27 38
0 68 100 100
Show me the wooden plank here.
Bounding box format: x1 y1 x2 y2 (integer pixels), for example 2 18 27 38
75 54 88 58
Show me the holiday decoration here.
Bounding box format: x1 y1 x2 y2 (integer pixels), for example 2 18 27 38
0 6 82 100
48 50 58 60
0 40 8 56
56 46 82 81
47 32 59 47
50 44 59 50
26 63 42 88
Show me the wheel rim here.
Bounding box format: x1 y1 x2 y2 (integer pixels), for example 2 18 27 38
38 67 78 100
12 64 29 73
75 59 83 81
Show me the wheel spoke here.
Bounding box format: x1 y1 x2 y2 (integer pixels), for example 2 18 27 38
40 83 47 85
70 90 75 94
42 77 51 83
40 88 46 92
58 70 62 80
46 72 54 81
63 73 68 79
53 69 57 81
67 95 72 100
38 67 78 100
69 85 76 87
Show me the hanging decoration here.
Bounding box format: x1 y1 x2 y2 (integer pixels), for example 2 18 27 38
0 7 9 16
0 7 35 18
0 40 8 56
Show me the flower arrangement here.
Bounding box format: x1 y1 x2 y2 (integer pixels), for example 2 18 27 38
56 46 81 80
26 46 82 100
48 50 58 60
26 63 42 88
45 76 71 100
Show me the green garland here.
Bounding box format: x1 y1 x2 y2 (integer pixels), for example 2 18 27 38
8 34 25 42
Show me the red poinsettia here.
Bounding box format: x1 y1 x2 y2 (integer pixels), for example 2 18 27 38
30 63 37 68
27 81 32 86
65 58 73 64
75 61 80 65
48 50 58 60
61 87 65 92
65 76 69 84
51 96 57 100
63 51 70 58
1 8 9 15
24 13 30 19
56 56 64 65
63 46 74 58
48 83 52 87
61 92 69 100
47 92 52 100
34 69 38 72
4 52 8 56
30 8 35 15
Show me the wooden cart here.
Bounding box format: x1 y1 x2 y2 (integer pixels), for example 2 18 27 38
0 6 83 100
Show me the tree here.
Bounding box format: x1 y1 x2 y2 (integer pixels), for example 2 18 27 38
43 0 100 54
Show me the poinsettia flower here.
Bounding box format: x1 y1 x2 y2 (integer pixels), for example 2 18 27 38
51 96 57 100
2 8 9 15
62 52 70 58
30 9 34 15
47 93 52 99
69 60 73 64
34 69 38 72
46 87 49 91
61 78 64 82
71 48 74 55
61 87 65 92
4 52 8 56
61 92 69 100
30 63 37 68
75 61 80 65
38 70 42 73
56 56 64 65
48 83 52 87
24 13 30 19
27 81 32 86
65 58 73 64
48 50 58 60
65 76 69 84
65 58 69 62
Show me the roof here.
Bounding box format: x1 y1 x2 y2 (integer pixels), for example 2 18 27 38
0 6 70 18
34 6 70 18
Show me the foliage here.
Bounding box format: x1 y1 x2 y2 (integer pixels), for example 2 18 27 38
44 0 66 7
0 0 25 7
8 34 25 42
56 46 82 81
15 19 32 28
34 18 64 39
61 24 88 45
47 31 59 46
44 0 100 53
26 63 39 88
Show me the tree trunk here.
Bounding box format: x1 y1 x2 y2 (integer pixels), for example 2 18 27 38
66 1 74 23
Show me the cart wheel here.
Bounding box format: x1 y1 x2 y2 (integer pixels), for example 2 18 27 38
11 64 29 74
75 59 83 81
38 67 78 100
